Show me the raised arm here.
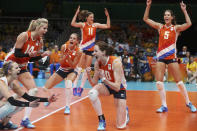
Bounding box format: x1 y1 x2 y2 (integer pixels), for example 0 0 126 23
175 1 192 32
143 0 162 30
95 8 111 29
71 5 84 28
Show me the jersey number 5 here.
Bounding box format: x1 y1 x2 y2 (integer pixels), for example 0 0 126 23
164 31 170 39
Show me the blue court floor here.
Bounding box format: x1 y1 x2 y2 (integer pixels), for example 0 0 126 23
35 79 197 92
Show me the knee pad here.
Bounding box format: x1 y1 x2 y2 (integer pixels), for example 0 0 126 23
28 88 38 96
0 102 16 120
88 89 98 102
176 81 184 86
156 81 164 90
65 80 72 89
75 67 82 74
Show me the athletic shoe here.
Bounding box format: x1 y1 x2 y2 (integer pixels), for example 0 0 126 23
186 102 197 113
97 120 106 131
73 87 78 96
77 87 84 97
44 102 50 107
126 106 130 125
20 118 35 128
64 106 70 115
3 121 18 130
156 105 168 113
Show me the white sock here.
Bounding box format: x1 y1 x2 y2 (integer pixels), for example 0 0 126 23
91 97 103 116
176 81 190 105
65 80 73 107
156 81 167 107
80 70 87 88
23 107 32 120
23 88 38 120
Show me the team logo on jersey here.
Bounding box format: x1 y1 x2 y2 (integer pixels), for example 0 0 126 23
36 42 39 46
108 64 111 70
170 27 174 31
72 51 76 55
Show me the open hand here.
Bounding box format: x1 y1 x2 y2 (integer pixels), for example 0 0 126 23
146 0 152 6
104 8 109 17
29 99 40 107
76 5 80 15
180 1 186 11
48 94 59 103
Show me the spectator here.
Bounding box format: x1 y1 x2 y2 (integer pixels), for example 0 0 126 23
0 45 6 61
122 57 132 81
138 50 151 81
186 56 197 84
132 47 140 80
49 45 61 75
178 45 188 58
181 51 190 64
121 49 130 63
0 45 7 68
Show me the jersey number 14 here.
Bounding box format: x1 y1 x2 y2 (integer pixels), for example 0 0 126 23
24 45 35 54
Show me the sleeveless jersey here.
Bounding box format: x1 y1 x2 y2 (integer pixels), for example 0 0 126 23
80 23 97 51
60 41 80 69
98 56 127 90
5 31 41 69
157 25 178 60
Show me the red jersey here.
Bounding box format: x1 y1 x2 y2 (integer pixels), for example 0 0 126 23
60 41 80 69
157 25 178 60
80 23 97 51
98 56 127 90
5 31 41 69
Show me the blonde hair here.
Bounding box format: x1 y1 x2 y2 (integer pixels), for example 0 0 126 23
28 18 48 31
0 61 13 77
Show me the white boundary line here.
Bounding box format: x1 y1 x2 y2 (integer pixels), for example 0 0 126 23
15 95 89 131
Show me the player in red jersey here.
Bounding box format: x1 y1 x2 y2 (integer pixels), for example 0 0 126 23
143 0 196 113
43 33 82 114
5 18 51 128
71 6 110 96
86 41 129 130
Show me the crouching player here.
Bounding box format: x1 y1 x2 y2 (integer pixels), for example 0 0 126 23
86 41 130 130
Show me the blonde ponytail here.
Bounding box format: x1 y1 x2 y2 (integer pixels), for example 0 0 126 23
28 18 48 31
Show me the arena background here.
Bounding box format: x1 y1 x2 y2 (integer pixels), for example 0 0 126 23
0 0 196 54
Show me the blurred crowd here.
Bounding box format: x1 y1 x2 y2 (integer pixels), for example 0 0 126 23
0 17 196 84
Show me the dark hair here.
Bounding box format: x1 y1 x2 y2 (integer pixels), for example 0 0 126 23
0 61 13 77
96 41 114 56
164 9 177 25
78 10 93 22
